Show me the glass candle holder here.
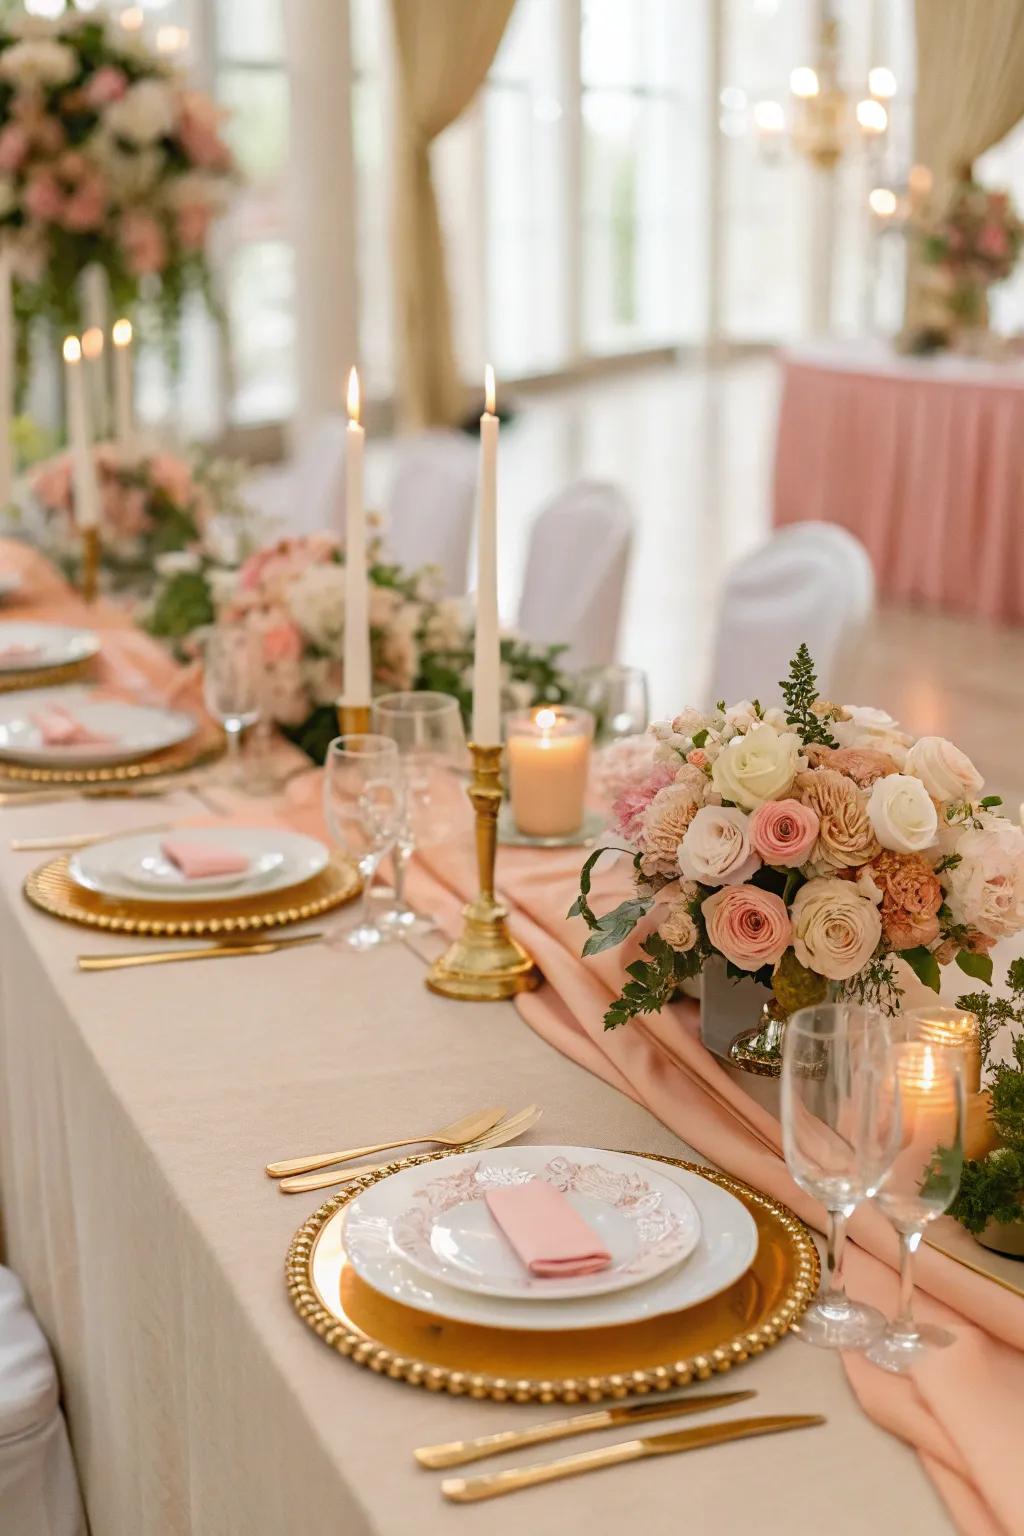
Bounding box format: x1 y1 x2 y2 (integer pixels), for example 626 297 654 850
505 705 594 838
906 1006 982 1093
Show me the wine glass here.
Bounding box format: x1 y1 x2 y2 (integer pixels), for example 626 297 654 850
202 623 261 783
866 1027 965 1374
573 664 649 744
322 734 403 952
781 1003 901 1350
371 692 467 934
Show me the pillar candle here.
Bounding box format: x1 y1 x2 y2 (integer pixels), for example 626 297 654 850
507 707 594 838
62 336 100 530
112 318 134 447
471 365 500 745
0 250 12 511
342 365 370 708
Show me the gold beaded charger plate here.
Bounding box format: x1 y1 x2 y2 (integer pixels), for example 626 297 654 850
24 852 360 936
286 1150 819 1404
0 656 96 695
0 728 221 785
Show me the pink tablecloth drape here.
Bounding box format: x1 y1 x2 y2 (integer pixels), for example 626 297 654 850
772 348 1024 624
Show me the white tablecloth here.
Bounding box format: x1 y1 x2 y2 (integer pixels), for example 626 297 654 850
0 791 951 1536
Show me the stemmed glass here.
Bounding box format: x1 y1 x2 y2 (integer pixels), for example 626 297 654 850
867 1027 965 1374
322 734 404 952
371 692 467 934
781 1003 901 1350
573 664 649 744
202 623 261 784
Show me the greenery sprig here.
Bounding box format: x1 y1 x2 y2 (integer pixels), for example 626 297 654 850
779 643 838 748
948 959 1024 1234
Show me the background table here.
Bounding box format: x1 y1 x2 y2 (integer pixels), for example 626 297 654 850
773 341 1024 625
0 788 952 1536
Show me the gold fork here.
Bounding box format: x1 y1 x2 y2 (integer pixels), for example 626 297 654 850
266 1105 507 1180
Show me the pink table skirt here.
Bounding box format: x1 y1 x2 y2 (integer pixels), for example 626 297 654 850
772 353 1024 625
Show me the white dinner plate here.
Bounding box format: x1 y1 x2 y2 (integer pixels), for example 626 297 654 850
0 622 99 673
337 1147 759 1332
69 826 330 905
382 1147 700 1300
0 572 22 601
0 688 195 767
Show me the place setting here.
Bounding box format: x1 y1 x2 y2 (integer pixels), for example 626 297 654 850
0 621 100 693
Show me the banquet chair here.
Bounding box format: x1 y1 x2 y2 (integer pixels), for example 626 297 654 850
243 415 348 536
385 430 477 595
0 1265 86 1536
517 482 633 671
707 521 875 708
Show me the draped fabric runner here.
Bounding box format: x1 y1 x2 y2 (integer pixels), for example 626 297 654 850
3 539 1022 1535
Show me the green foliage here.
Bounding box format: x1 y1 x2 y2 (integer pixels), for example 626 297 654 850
281 706 340 767
948 962 1024 1234
955 949 994 985
568 846 653 954
778 643 838 747
900 944 942 993
949 1147 1024 1233
145 569 214 642
603 933 703 1031
919 1141 965 1204
416 638 568 726
839 953 904 1014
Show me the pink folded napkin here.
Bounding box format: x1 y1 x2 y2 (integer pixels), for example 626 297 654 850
160 838 250 880
31 705 115 747
484 1179 612 1278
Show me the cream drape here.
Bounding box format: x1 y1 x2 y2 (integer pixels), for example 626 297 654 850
390 0 515 429
909 0 1024 325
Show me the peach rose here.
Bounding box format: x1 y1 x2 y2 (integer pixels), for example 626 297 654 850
638 772 705 879
748 798 819 867
702 885 792 972
790 877 882 981
796 769 879 870
904 736 984 804
804 744 902 787
658 896 698 952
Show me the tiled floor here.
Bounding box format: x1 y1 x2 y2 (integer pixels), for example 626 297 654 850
368 353 1024 806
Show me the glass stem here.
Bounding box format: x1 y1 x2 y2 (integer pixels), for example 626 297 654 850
892 1229 922 1339
393 843 411 908
823 1207 851 1308
225 721 242 759
357 853 380 929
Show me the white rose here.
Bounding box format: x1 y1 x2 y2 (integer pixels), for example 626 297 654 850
724 700 759 732
671 708 706 738
833 705 911 767
710 722 800 810
0 39 76 87
904 736 984 804
762 706 789 731
790 876 882 981
867 773 938 853
104 79 176 145
678 805 761 887
946 821 1024 939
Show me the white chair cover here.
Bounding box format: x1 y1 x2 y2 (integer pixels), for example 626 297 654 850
517 481 633 671
385 430 477 594
707 521 875 708
0 1266 86 1536
243 416 348 536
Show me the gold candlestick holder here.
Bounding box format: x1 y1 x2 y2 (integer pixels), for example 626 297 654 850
427 742 541 1002
336 702 372 735
81 525 100 604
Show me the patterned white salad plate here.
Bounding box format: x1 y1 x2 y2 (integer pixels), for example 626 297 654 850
386 1146 700 1300
0 622 99 673
341 1146 759 1331
0 687 195 767
69 827 330 904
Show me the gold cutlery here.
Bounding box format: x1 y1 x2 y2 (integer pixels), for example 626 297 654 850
416 1389 756 1469
441 1414 825 1503
12 820 172 852
266 1105 508 1180
277 1104 542 1194
77 930 324 972
0 774 208 809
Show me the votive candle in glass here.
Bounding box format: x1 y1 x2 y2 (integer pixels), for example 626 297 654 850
506 705 594 838
911 1006 981 1093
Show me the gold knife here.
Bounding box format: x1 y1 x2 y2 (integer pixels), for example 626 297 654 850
77 930 324 971
416 1389 756 1469
441 1414 825 1503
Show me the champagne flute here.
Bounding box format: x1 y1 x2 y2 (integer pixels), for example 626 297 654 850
202 622 262 784
782 1003 900 1350
322 734 403 952
371 691 467 934
867 1029 965 1374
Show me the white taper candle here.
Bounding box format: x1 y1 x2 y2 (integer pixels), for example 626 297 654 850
0 250 12 511
112 318 134 447
342 365 370 708
471 364 500 746
63 336 100 530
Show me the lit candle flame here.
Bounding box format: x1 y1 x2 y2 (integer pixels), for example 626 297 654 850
156 24 189 53
535 708 557 731
346 366 361 426
790 66 819 99
112 318 133 348
81 326 104 361
120 5 144 30
484 363 496 417
63 336 82 365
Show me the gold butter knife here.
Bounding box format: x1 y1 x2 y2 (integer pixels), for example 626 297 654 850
416 1389 756 1469
77 930 324 971
441 1414 825 1503
12 820 173 852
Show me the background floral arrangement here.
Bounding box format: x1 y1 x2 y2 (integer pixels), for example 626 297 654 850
574 645 1024 1030
145 531 569 762
0 5 234 348
916 177 1024 326
948 960 1024 1239
28 440 248 585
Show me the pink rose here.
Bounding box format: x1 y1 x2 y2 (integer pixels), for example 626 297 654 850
23 171 63 223
612 760 677 842
176 199 213 251
702 885 792 972
119 210 167 275
0 123 28 172
31 455 73 512
84 66 128 108
262 620 303 665
177 91 232 170
978 224 1009 259
61 177 106 232
749 798 819 867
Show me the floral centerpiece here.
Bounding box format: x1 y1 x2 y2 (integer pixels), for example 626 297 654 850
145 532 569 762
27 440 249 586
915 177 1024 335
574 646 1024 1033
0 5 234 346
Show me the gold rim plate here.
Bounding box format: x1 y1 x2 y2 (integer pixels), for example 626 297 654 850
24 853 361 936
0 727 221 785
286 1150 819 1404
0 656 95 696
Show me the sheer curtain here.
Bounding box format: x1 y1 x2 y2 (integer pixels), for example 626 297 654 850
390 0 515 428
